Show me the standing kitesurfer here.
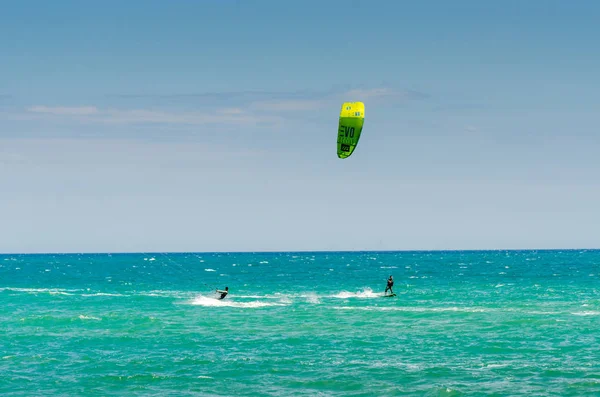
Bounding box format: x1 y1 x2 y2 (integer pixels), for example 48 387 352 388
384 276 394 295
216 287 229 300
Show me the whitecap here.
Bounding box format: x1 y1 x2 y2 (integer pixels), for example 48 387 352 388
78 315 101 321
303 292 320 304
572 311 600 316
333 306 487 313
188 296 288 308
81 292 125 297
330 287 381 299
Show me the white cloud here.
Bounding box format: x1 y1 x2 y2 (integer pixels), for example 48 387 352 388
251 99 326 112
248 87 423 113
21 106 281 126
216 107 245 115
27 106 99 115
8 86 424 130
344 88 395 99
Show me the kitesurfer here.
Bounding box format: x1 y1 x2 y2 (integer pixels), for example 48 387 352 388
384 276 394 295
216 287 229 300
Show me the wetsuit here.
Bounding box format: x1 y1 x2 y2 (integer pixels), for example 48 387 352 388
385 277 394 295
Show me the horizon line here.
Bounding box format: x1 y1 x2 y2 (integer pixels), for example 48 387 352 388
1 248 598 256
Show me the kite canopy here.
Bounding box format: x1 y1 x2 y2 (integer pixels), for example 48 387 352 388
337 102 365 159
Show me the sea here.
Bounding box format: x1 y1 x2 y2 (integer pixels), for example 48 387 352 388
1 250 599 396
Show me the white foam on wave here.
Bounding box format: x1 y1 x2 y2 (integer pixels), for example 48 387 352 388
188 296 289 308
81 292 125 297
49 291 74 296
139 290 193 299
233 292 320 303
482 363 509 369
2 287 138 298
204 268 216 272
571 311 600 316
330 287 382 299
303 292 321 304
333 306 488 313
78 315 101 321
1 287 81 295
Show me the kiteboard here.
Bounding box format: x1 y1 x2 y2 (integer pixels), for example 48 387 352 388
337 101 365 159
383 294 396 298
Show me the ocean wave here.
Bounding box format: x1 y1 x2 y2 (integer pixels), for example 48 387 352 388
0 287 81 295
303 292 321 304
0 287 191 299
78 314 102 321
233 289 385 301
333 306 488 313
571 311 600 316
329 287 383 299
81 292 126 297
188 296 289 308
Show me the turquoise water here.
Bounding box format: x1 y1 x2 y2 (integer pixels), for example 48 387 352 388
2 250 600 396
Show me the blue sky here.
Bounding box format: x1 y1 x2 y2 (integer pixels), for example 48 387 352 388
1 0 599 253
